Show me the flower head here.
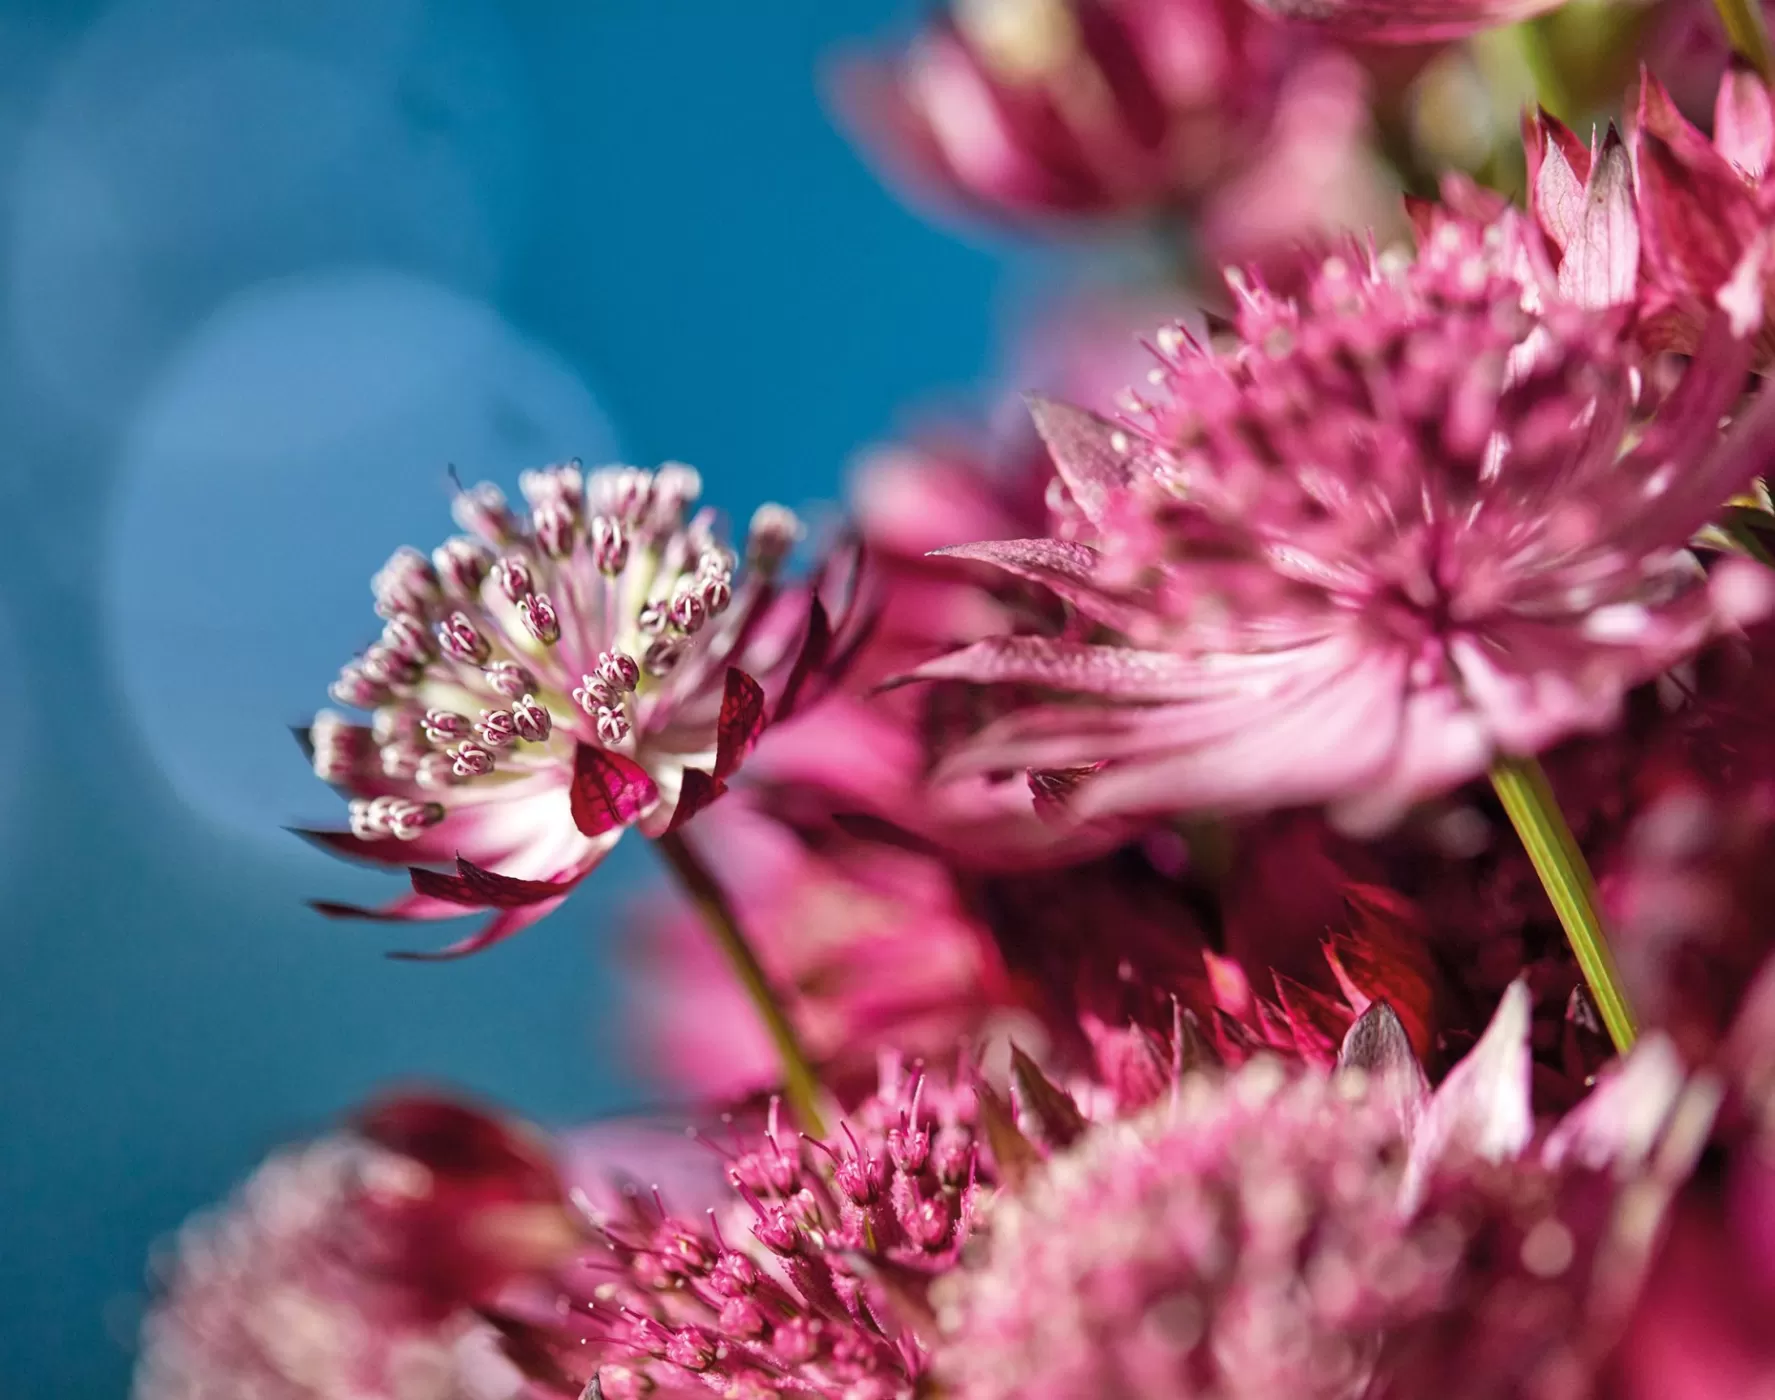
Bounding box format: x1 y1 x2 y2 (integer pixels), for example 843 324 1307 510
135 1097 575 1400
936 989 1698 1400
303 462 840 957
1630 65 1775 366
831 0 1281 223
483 1065 997 1400
911 219 1775 832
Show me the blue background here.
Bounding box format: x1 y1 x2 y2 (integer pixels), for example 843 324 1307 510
0 4 1026 1393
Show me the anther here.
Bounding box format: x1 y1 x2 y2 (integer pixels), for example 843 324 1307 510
475 708 519 748
518 592 561 645
636 601 669 636
330 662 387 709
511 694 553 743
699 572 732 615
746 504 802 570
492 555 534 604
415 753 459 789
590 516 629 575
596 707 631 746
451 481 515 545
358 642 421 690
573 677 616 714
596 651 640 692
433 537 493 599
533 497 579 559
380 612 433 664
371 546 440 619
436 611 492 665
423 708 471 744
450 741 496 778
643 637 683 677
482 660 538 700
380 741 427 781
669 584 707 634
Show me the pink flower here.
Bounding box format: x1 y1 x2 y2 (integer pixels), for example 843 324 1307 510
134 1097 577 1400
935 987 1699 1400
908 220 1775 833
1632 65 1775 364
829 0 1281 222
483 1067 998 1400
1244 0 1564 42
301 462 842 957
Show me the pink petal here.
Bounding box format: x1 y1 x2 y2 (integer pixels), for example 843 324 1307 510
902 636 1201 699
664 767 728 834
569 744 659 837
1714 61 1775 181
714 668 767 781
1531 120 1587 253
774 596 830 722
1404 981 1533 1206
1336 1001 1429 1143
1026 397 1136 528
1557 126 1638 309
386 901 569 962
932 538 1147 630
1542 1033 1687 1171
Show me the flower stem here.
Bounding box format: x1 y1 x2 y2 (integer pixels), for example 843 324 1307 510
1715 0 1775 83
1490 754 1638 1053
655 829 828 1135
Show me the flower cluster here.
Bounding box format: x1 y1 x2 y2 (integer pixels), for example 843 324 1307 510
134 5 1775 1400
303 462 843 957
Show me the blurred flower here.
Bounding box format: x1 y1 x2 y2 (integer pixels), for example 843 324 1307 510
908 218 1775 833
1245 0 1564 42
301 462 840 957
831 0 1281 222
1633 65 1775 366
135 1097 574 1400
936 987 1700 1400
487 1064 996 1400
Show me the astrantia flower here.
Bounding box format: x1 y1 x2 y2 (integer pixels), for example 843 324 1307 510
831 0 1280 222
135 1097 576 1400
910 217 1775 832
1244 0 1562 42
303 462 841 957
935 988 1699 1400
1632 64 1775 365
480 1064 997 1400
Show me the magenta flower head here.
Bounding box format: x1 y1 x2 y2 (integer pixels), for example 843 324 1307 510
935 988 1699 1400
1245 0 1562 43
830 0 1278 222
1632 64 1775 367
302 462 843 957
908 218 1775 833
135 1096 578 1400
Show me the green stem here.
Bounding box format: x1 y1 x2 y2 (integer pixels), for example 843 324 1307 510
1714 0 1775 83
656 829 828 1135
1490 755 1638 1053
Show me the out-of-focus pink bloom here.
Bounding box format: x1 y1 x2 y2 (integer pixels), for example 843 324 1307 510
1246 0 1563 42
1632 65 1775 364
618 794 1021 1100
936 987 1700 1400
909 219 1775 833
831 0 1280 222
488 1065 998 1400
301 462 842 957
135 1097 576 1400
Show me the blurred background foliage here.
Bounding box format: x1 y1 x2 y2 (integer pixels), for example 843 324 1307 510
0 3 1038 1394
